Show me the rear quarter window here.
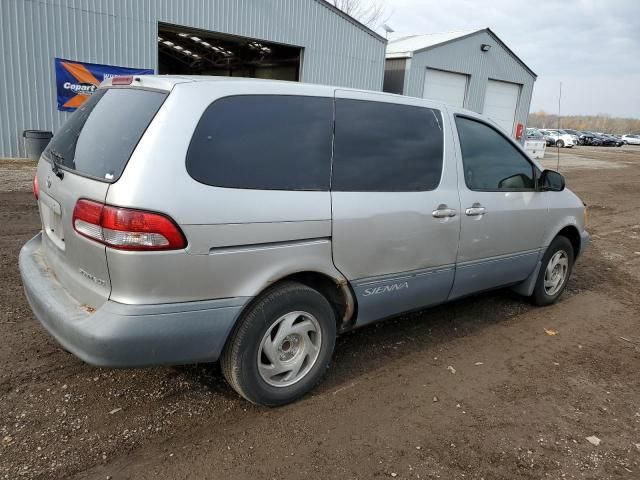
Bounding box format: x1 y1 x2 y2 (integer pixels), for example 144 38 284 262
44 88 167 182
186 95 333 191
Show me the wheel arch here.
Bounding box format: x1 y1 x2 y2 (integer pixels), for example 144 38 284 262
283 272 357 332
555 224 581 259
512 224 580 298
237 270 357 334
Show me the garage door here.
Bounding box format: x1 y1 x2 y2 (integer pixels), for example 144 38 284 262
483 80 520 135
423 69 468 107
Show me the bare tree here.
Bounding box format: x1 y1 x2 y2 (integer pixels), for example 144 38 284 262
327 0 390 29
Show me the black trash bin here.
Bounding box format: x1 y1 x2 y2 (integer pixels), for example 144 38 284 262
23 130 53 160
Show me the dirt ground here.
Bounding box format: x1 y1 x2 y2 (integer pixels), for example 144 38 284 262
1 145 639 480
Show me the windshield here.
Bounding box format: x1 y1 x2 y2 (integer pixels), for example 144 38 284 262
43 88 167 182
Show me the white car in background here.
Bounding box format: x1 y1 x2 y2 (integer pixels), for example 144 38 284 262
622 134 640 145
540 129 576 148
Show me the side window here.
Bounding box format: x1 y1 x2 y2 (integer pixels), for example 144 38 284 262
186 95 333 190
455 116 535 191
332 99 444 192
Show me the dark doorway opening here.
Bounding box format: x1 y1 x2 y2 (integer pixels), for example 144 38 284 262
157 23 302 81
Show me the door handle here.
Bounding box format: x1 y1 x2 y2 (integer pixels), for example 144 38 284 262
465 205 486 216
432 205 457 218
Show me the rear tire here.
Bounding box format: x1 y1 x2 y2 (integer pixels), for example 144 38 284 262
531 236 574 306
556 140 565 148
221 281 336 406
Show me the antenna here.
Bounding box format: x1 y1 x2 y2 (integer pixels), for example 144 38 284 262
382 24 394 40
557 81 562 171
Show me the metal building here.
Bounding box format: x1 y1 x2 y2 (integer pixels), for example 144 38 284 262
384 28 536 137
0 0 386 157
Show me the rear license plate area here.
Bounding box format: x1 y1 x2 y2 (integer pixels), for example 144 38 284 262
40 193 65 250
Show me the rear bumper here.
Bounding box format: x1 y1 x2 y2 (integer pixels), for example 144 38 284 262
19 233 248 367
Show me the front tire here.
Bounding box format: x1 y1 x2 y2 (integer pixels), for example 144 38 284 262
531 236 574 306
556 139 565 148
221 281 336 406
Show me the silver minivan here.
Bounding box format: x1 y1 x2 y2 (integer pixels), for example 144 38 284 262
19 76 588 406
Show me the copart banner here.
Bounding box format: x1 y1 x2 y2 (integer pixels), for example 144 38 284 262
55 57 153 111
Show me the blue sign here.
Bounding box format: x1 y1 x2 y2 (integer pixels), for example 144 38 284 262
55 57 153 111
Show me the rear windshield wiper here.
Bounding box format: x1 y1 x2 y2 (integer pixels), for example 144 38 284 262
49 150 65 180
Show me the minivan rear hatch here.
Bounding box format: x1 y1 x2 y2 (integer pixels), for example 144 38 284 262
37 86 167 309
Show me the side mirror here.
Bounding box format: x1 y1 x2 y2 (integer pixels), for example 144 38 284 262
539 169 565 192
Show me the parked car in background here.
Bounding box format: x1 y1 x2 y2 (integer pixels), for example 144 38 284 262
562 129 584 145
526 128 544 140
611 134 625 147
578 131 599 146
540 129 575 148
563 129 581 136
622 134 640 145
586 132 617 147
598 133 624 147
538 130 560 146
560 129 580 145
602 135 617 147
19 76 589 406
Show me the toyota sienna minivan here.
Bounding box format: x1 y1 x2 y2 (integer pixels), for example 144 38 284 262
20 76 588 406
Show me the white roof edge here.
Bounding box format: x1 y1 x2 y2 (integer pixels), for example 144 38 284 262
386 30 479 55
385 52 413 59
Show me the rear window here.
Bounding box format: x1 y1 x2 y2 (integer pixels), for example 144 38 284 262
186 95 333 191
44 88 167 182
332 99 444 192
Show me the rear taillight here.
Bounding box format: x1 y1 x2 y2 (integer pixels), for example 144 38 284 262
33 174 39 200
72 199 187 251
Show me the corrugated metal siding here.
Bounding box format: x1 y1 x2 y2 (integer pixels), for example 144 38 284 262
382 58 406 95
399 30 535 136
0 0 385 157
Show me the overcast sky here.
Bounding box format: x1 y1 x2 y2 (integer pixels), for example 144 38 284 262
378 0 640 118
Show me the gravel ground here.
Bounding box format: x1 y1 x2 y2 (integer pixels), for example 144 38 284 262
0 159 35 192
0 145 639 479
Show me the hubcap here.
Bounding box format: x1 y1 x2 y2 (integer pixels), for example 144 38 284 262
257 311 322 388
544 250 569 296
